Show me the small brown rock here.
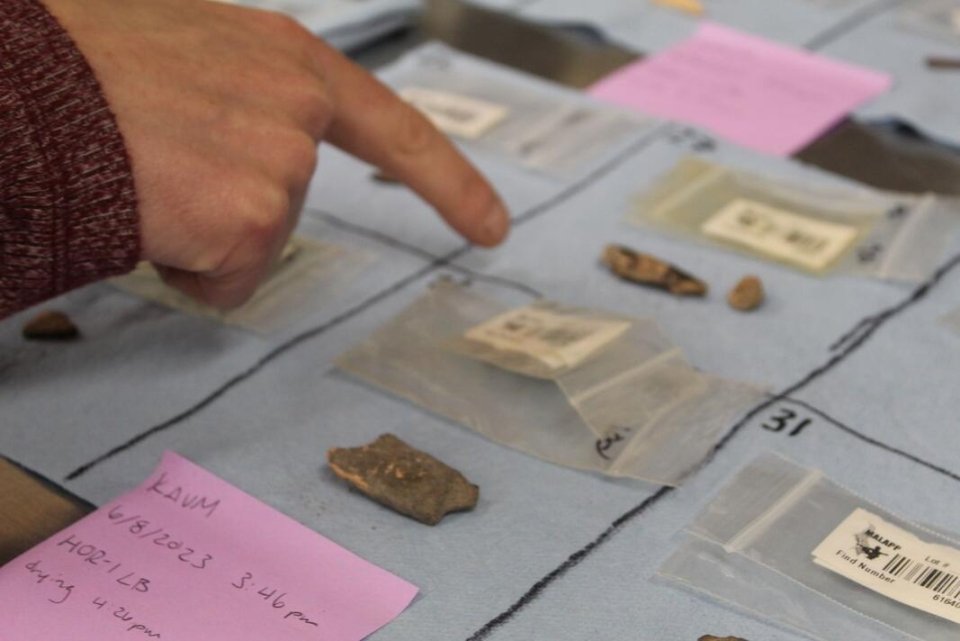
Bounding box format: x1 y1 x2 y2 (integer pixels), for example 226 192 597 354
602 244 708 297
926 56 960 70
22 310 80 341
327 434 479 525
699 636 749 641
727 275 765 312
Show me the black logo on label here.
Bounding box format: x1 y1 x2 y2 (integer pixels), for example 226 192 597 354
855 526 901 560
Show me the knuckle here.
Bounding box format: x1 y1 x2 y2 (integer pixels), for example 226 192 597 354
254 184 291 226
392 103 438 159
236 181 289 246
254 11 312 41
289 136 319 185
273 129 318 186
298 84 334 133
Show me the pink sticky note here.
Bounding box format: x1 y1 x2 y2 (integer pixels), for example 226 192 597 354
0 452 418 640
590 22 892 155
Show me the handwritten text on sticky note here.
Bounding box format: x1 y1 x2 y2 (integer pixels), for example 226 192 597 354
0 452 418 640
590 23 892 155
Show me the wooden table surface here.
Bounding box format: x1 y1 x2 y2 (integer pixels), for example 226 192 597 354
0 459 90 565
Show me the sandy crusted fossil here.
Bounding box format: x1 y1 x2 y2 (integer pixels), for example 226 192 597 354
328 434 479 525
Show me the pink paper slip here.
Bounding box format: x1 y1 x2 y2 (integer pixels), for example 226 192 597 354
589 22 892 156
0 452 418 640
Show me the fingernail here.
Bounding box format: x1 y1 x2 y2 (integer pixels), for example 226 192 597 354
481 201 510 245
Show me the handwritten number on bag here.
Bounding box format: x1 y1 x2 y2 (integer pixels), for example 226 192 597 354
761 408 811 437
595 427 632 460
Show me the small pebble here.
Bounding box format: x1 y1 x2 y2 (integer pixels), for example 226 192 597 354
926 56 960 70
727 275 764 312
328 434 478 526
22 310 80 341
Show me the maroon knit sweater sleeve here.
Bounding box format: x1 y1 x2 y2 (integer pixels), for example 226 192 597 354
0 0 139 319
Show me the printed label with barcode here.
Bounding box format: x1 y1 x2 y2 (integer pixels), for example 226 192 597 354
812 508 960 624
701 198 859 271
464 306 631 371
399 87 508 140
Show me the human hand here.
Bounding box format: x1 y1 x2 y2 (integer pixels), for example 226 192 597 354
42 0 510 308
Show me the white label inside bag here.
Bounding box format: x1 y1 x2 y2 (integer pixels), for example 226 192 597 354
465 306 631 371
813 508 960 625
702 198 858 271
399 87 508 139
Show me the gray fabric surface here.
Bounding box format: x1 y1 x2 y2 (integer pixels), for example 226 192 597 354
819 5 960 144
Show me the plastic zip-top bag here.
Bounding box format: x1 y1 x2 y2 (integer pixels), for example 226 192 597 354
336 280 763 485
630 156 960 280
898 0 960 46
386 42 652 177
659 453 960 641
113 234 372 334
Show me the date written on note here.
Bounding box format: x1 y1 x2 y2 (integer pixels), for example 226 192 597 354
0 452 418 641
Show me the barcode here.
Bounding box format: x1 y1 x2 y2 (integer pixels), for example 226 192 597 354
883 553 960 597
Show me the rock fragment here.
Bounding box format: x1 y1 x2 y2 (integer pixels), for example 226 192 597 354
602 244 708 297
22 311 80 341
327 434 479 525
926 56 960 70
699 636 749 641
727 275 765 312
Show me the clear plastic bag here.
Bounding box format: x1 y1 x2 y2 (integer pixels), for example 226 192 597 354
112 235 372 334
898 0 960 46
335 280 764 485
659 453 960 641
659 536 909 641
447 299 752 449
387 42 650 177
629 157 960 280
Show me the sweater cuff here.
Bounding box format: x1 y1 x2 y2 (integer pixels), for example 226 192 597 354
0 0 140 317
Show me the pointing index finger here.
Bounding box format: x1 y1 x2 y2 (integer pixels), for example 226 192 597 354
312 42 510 247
